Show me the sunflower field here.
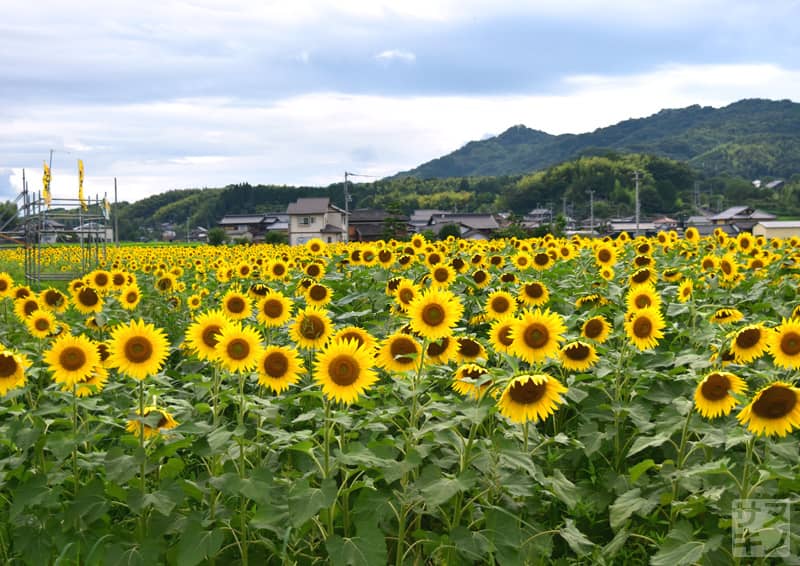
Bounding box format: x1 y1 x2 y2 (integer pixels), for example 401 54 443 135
0 229 798 565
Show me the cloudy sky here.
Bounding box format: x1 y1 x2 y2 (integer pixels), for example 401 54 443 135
2 0 799 203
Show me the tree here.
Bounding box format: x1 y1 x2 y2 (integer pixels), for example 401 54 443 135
437 224 462 240
207 227 227 246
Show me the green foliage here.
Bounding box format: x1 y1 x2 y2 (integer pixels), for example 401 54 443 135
206 227 226 246
436 223 462 240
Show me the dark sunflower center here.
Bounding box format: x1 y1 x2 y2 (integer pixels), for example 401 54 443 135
780 332 800 356
491 296 510 313
458 338 481 357
473 271 487 284
421 303 445 326
113 274 126 286
735 328 761 349
300 315 325 340
427 337 449 356
584 319 603 339
157 278 172 291
517 256 529 266
201 324 222 348
97 343 110 362
451 258 464 270
227 338 250 361
78 287 99 307
564 343 590 361
125 337 153 363
508 378 547 405
497 325 514 346
227 297 246 314
339 331 365 347
399 289 415 304
632 270 650 283
272 264 286 276
262 299 283 318
534 253 550 266
329 355 360 386
751 259 764 269
262 352 289 378
634 255 651 267
524 283 544 299
350 250 361 262
307 264 321 277
632 317 652 338
44 290 64 307
597 249 612 263
95 273 109 286
462 368 486 381
16 288 31 299
433 268 449 282
702 259 715 269
34 318 50 331
308 285 328 301
428 253 441 265
701 373 731 401
23 300 38 316
0 354 18 377
721 261 732 275
125 291 138 303
634 295 651 309
752 386 797 419
155 413 170 428
523 323 549 349
490 256 503 266
0 280 7 292
60 346 87 371
501 273 516 283
379 250 392 262
390 338 417 364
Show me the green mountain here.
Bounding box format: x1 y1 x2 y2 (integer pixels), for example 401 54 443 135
394 98 800 180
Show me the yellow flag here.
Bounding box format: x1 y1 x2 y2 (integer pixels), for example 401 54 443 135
78 159 87 211
42 161 52 207
103 197 111 220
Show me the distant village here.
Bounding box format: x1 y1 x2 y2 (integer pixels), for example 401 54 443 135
159 195 796 245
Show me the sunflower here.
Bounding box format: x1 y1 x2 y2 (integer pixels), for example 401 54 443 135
108 319 170 380
455 337 486 363
559 340 599 371
574 294 608 309
110 269 129 290
426 336 459 364
518 281 549 307
718 253 739 282
377 249 395 268
44 334 101 387
624 307 665 351
737 232 755 253
333 326 377 352
488 318 516 354
737 381 800 436
394 279 420 312
126 406 179 440
305 262 325 279
41 287 68 313
429 264 456 288
510 309 566 363
26 309 57 339
13 285 32 300
0 350 30 395
314 339 377 404
256 291 293 327
693 371 747 419
185 309 231 361
710 308 744 324
625 284 661 312
770 318 800 369
378 332 421 373
407 288 464 340
72 286 103 314
267 260 289 280
530 251 554 271
306 237 326 255
594 244 617 267
677 279 693 303
221 289 252 321
187 293 203 310
70 366 110 397
498 373 568 424
471 269 491 289
0 273 13 298
88 269 113 293
629 267 657 287
662 268 682 283
484 290 517 320
730 323 769 364
14 296 41 320
303 283 332 307
257 345 304 393
699 254 718 272
289 306 333 349
119 285 142 310
513 252 533 271
215 323 264 373
452 364 491 399
684 226 699 243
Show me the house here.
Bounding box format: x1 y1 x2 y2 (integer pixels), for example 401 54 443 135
652 216 678 230
217 213 288 242
73 221 113 242
685 215 720 236
188 226 209 243
286 198 346 246
348 209 408 242
606 221 658 237
710 206 776 232
408 209 447 233
765 179 785 190
427 213 500 240
752 221 800 239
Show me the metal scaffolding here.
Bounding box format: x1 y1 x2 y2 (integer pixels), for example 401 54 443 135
0 171 111 289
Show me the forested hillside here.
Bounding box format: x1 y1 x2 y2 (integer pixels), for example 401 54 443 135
395 99 800 180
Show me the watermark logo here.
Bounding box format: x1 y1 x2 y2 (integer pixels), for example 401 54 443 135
732 499 791 558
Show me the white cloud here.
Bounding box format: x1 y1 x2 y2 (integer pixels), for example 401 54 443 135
374 49 416 63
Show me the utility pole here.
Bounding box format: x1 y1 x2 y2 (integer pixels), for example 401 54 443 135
634 170 640 237
588 189 594 235
343 171 378 244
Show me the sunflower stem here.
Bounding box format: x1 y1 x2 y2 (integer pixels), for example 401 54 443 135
670 405 694 526
740 435 756 500
72 383 79 498
138 378 147 540
523 420 529 453
237 371 249 566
